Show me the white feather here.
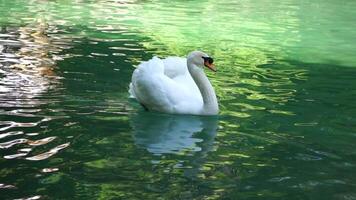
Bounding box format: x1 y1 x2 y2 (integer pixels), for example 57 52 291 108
129 51 218 115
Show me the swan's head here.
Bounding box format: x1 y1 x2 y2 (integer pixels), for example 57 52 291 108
187 51 216 72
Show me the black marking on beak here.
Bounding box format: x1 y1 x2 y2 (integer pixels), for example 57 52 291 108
202 56 214 64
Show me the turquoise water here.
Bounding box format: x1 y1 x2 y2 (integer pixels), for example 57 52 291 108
1 0 356 199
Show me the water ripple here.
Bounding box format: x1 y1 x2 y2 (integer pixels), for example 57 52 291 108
0 183 16 189
4 152 30 159
0 138 28 149
0 131 24 139
27 136 56 146
41 168 59 173
14 195 41 200
26 142 70 161
0 121 41 132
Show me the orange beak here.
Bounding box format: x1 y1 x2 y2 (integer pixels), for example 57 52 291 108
204 61 217 72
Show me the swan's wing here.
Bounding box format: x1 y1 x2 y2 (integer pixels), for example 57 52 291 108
131 57 174 113
162 57 187 78
162 56 202 101
129 57 162 98
130 56 203 114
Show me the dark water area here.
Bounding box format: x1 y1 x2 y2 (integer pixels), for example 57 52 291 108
1 0 356 199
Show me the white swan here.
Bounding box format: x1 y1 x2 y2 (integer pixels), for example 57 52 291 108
129 51 219 115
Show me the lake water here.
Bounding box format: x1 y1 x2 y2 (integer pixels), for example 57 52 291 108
0 0 355 199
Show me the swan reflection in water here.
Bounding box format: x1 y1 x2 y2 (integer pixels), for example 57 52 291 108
131 112 218 174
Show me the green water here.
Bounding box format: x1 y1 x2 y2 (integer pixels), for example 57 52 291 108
1 0 356 199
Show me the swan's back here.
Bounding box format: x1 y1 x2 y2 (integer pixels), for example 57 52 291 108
129 56 203 114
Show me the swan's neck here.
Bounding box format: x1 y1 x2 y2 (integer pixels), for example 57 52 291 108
188 62 219 115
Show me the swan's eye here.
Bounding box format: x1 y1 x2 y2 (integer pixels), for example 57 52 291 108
202 56 214 64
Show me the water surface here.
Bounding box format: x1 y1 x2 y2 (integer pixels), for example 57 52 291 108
0 0 356 199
